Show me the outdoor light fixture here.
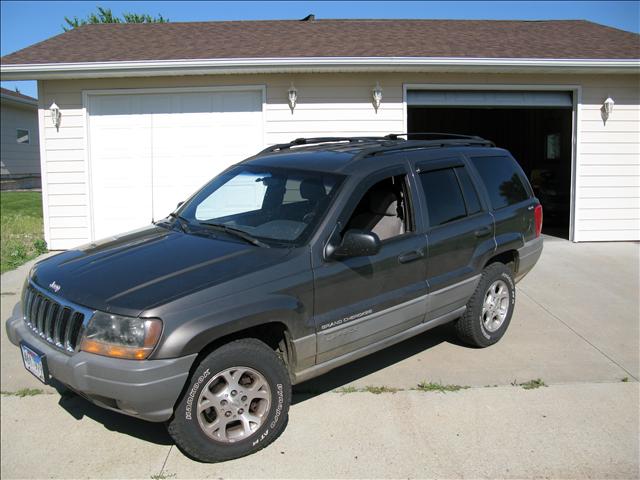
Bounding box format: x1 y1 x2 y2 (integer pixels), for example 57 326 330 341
49 101 61 130
288 83 298 113
372 81 383 113
601 97 615 124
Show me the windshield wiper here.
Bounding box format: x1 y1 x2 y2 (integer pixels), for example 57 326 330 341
198 222 269 248
169 212 191 233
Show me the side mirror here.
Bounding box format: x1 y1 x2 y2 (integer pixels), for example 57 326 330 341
329 229 381 259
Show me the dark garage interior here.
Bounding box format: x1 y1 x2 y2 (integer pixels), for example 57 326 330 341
408 104 573 238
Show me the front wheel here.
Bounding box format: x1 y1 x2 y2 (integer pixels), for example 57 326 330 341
167 339 291 462
455 263 516 347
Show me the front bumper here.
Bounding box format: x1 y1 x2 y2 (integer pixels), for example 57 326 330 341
6 302 197 422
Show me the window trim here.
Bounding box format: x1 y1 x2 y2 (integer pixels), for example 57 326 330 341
16 128 30 145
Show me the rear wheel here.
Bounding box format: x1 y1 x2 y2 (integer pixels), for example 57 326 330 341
167 339 291 462
455 263 516 347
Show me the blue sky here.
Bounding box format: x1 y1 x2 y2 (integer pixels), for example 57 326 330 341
2 1 639 98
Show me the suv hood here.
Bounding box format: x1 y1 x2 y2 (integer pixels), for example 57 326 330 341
31 226 292 316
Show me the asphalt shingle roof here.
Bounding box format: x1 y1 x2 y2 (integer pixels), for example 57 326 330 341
0 87 37 102
1 19 638 65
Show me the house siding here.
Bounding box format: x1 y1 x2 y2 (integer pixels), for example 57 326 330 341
0 102 40 177
39 72 639 249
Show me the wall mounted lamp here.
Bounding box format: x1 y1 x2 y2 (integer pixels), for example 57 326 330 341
288 83 298 113
50 101 61 130
372 82 383 113
601 97 615 124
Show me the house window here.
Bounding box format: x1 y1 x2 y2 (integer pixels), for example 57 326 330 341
16 129 30 144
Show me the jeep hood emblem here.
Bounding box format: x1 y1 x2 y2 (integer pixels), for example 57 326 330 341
49 281 61 293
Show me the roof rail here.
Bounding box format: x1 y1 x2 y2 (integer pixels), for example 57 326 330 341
352 137 495 162
258 136 387 155
385 132 488 142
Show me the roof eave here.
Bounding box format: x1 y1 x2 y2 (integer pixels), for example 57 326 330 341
1 57 639 80
0 92 38 107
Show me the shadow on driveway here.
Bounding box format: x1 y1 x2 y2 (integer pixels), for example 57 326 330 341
291 323 465 403
51 322 464 446
55 386 173 446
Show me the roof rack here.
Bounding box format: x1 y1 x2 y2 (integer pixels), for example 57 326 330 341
352 137 494 162
258 136 388 155
385 132 488 142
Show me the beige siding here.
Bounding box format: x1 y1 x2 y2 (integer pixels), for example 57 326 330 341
40 71 639 249
576 79 640 241
0 103 40 176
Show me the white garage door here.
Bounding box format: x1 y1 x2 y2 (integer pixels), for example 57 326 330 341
87 89 264 240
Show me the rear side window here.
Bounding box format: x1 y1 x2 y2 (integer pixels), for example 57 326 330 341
471 156 530 209
419 168 467 226
454 167 482 215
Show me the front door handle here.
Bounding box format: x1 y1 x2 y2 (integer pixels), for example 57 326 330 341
474 226 492 238
398 249 425 264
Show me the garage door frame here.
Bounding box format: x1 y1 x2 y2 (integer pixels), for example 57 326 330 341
81 85 266 241
403 83 582 242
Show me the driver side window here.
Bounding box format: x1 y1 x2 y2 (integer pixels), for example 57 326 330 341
344 174 412 242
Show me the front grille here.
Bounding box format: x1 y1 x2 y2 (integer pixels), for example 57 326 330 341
23 284 88 353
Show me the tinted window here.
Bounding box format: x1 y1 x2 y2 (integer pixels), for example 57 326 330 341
471 156 530 209
455 167 482 215
420 169 467 227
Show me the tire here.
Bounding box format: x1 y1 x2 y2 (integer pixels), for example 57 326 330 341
167 338 291 462
455 263 516 348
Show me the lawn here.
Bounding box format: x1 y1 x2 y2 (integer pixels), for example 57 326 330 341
0 191 47 274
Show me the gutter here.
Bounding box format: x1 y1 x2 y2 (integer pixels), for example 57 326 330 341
1 56 639 80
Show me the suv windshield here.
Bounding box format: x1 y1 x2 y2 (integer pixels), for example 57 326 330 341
175 165 343 247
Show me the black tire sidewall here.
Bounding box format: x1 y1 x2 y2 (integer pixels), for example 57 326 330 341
170 340 291 462
475 265 516 345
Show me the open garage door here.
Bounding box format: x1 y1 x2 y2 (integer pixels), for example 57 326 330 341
87 88 264 240
407 89 574 239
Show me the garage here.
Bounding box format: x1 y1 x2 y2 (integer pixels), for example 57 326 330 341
86 88 264 239
406 88 575 239
2 19 637 248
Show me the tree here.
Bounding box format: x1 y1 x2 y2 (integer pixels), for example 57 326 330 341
63 7 168 31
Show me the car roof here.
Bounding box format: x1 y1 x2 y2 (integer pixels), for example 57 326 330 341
241 135 502 176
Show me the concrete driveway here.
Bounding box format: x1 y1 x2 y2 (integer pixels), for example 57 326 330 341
1 237 638 478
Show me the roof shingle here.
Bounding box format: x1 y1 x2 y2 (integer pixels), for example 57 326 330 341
1 19 638 65
0 87 37 102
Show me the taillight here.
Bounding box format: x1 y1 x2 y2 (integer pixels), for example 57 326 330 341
534 204 543 238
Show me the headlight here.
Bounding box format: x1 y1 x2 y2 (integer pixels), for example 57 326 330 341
80 312 162 360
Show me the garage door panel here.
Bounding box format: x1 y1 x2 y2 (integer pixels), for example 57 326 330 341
88 89 264 239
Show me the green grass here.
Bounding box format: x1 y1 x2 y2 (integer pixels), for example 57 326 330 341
518 378 547 390
0 191 46 273
334 386 359 394
414 381 470 393
150 473 176 480
363 385 399 394
0 388 45 397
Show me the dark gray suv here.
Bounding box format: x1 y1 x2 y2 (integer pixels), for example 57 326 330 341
6 134 543 462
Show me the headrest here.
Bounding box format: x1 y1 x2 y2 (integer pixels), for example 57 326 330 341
300 178 326 202
369 189 398 216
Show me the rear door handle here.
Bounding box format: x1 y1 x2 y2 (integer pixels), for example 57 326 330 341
398 249 425 264
474 226 492 238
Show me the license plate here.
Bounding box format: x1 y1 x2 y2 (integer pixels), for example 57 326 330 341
20 342 48 384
